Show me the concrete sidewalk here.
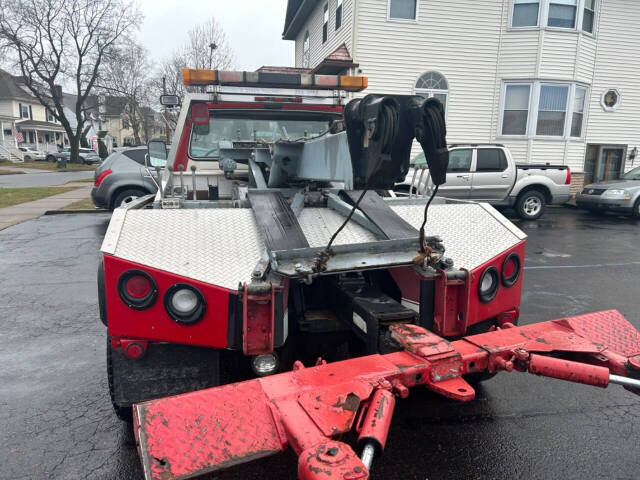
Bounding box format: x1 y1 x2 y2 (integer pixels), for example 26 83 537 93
0 165 55 174
0 185 92 230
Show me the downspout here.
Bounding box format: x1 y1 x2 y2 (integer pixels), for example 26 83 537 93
490 0 507 141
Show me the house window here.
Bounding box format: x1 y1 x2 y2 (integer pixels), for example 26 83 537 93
582 0 595 33
414 71 448 113
389 0 417 20
322 3 329 43
536 85 569 136
302 31 310 68
501 82 587 139
335 0 343 30
20 104 30 119
547 0 577 28
502 84 531 135
570 86 586 137
512 0 540 27
47 110 55 122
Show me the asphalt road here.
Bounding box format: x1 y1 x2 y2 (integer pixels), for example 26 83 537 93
0 170 93 188
1 207 639 480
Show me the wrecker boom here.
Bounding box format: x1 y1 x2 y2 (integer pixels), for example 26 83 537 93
134 310 640 480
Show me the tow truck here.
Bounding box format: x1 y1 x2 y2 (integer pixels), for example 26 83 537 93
97 68 640 480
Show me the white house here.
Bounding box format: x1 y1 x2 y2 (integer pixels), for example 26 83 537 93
0 69 68 160
283 0 640 191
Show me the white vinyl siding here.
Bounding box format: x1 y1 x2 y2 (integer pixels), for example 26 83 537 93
289 0 638 174
295 0 354 69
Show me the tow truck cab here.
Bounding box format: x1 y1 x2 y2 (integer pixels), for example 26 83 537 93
99 69 524 419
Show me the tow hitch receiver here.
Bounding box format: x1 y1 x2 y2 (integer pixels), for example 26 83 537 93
134 310 640 480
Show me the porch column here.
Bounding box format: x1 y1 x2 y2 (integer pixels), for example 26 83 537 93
0 120 3 146
14 123 18 148
35 129 39 151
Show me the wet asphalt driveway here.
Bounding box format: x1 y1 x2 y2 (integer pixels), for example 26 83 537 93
1 207 639 480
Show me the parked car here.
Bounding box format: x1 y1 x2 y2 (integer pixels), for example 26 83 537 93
46 147 101 165
18 147 46 161
575 166 640 218
396 144 572 220
91 146 158 210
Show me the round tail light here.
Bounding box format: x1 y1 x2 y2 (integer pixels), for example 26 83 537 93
164 284 206 324
118 270 157 310
502 253 521 287
478 267 499 303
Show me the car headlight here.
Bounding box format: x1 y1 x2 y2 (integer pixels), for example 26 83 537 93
164 283 206 324
604 189 630 197
478 267 500 303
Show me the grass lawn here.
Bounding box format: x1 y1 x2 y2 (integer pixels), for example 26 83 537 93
0 159 97 171
61 197 100 210
0 187 75 209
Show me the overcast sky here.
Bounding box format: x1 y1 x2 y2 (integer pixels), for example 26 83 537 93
138 0 295 70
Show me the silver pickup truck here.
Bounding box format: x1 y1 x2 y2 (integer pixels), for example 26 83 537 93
397 144 572 220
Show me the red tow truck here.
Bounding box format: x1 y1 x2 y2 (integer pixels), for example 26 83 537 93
97 68 640 480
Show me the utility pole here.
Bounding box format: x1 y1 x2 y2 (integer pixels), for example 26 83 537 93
208 42 217 69
162 76 170 143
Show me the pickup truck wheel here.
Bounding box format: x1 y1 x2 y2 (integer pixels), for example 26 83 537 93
107 337 133 422
516 190 546 220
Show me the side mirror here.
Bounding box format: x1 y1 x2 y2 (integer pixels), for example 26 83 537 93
147 140 168 168
160 94 181 107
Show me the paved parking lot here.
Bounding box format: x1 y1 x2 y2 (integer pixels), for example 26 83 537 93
1 207 639 480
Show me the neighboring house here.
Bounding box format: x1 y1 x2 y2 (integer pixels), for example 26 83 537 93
100 96 166 148
0 69 68 159
283 0 640 191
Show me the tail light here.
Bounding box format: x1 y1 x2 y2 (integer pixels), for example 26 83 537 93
501 253 521 287
164 284 206 325
118 270 157 310
95 169 112 187
565 168 571 185
478 267 499 303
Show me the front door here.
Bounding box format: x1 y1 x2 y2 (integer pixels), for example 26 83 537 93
438 148 473 199
600 148 624 181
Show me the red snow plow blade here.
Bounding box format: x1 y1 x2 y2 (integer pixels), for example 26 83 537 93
134 310 640 480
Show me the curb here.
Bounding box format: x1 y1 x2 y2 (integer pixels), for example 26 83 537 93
44 209 109 215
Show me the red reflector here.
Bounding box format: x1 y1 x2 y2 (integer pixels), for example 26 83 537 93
503 259 517 277
95 169 112 187
126 275 152 298
565 168 571 185
191 103 210 125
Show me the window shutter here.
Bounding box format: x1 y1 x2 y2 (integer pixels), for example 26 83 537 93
29 105 33 119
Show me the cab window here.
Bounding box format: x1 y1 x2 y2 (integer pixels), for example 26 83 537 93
189 110 339 159
476 148 508 172
447 149 472 173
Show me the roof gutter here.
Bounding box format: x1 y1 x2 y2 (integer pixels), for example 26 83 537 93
282 0 315 40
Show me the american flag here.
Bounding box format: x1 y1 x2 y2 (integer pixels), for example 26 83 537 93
12 123 24 143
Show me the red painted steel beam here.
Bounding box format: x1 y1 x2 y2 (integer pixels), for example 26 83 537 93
134 310 640 480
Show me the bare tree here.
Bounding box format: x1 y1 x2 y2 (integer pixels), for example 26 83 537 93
0 0 141 162
155 17 235 104
98 42 155 145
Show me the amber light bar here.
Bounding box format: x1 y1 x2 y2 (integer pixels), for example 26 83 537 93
182 68 368 92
